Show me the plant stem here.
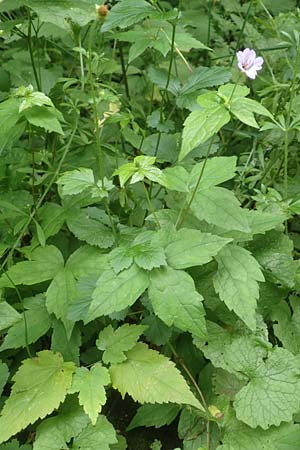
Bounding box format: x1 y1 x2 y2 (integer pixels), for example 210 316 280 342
27 7 41 91
143 182 161 228
230 0 253 67
78 31 85 91
119 41 130 99
175 135 215 229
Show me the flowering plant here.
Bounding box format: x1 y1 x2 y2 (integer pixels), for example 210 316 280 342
237 48 264 79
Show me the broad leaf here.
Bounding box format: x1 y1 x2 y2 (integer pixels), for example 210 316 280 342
213 244 264 330
51 320 81 365
149 266 206 338
0 362 9 397
127 403 180 430
0 245 64 288
165 228 231 269
0 295 51 351
188 156 237 190
23 106 64 134
69 363 110 425
57 168 95 196
110 342 204 410
234 348 300 429
96 324 147 364
72 415 117 450
0 302 22 331
86 264 149 322
180 102 230 161
0 351 75 444
191 187 250 233
101 0 156 32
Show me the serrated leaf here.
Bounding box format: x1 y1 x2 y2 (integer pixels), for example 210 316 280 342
51 320 81 365
230 97 273 128
110 342 204 410
161 166 190 192
0 295 51 351
0 362 9 397
72 415 117 450
191 187 250 233
57 168 95 196
234 348 300 429
86 265 149 322
0 245 64 288
66 208 115 249
218 420 300 450
179 100 230 161
0 302 22 332
24 106 64 134
142 315 172 345
180 66 231 96
0 350 75 444
149 267 206 338
213 244 264 330
33 398 89 450
69 363 110 425
165 228 231 269
101 0 156 32
127 403 180 430
189 156 237 190
96 324 147 364
132 244 167 270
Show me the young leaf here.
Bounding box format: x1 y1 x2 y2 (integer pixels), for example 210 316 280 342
101 0 156 32
69 363 110 425
213 244 264 330
165 228 231 269
179 99 230 160
0 351 75 444
149 266 206 338
127 403 180 430
96 324 147 364
72 415 117 450
110 342 204 411
0 245 64 288
86 265 149 322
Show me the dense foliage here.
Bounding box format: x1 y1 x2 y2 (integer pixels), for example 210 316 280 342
0 0 300 448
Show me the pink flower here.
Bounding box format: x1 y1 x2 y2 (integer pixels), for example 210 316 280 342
236 48 264 79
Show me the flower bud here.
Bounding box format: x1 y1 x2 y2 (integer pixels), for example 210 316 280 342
95 4 109 18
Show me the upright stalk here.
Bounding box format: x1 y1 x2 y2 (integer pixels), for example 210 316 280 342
175 135 215 229
118 41 130 100
78 31 85 91
230 0 253 67
27 7 41 91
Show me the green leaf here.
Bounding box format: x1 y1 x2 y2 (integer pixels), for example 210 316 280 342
179 101 230 161
142 315 172 345
110 342 204 410
165 228 231 269
33 398 90 450
69 363 110 425
0 362 9 397
24 106 64 134
0 350 75 444
0 302 22 332
66 208 115 249
149 267 206 338
0 245 64 288
180 66 232 96
57 168 95 196
109 246 134 274
218 420 300 450
0 295 51 351
51 320 81 365
101 0 156 32
230 97 273 128
234 348 300 429
72 415 117 450
127 403 180 430
213 244 264 330
189 156 237 190
272 297 300 355
96 324 147 364
131 244 167 271
191 187 250 233
161 166 190 192
86 265 149 322
0 98 21 153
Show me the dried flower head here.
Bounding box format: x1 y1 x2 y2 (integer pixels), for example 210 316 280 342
236 48 264 79
95 4 109 18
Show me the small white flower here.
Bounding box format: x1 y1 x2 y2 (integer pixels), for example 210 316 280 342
236 48 264 79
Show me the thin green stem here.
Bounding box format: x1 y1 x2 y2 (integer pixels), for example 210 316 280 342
78 32 85 91
27 7 41 91
119 41 130 100
230 0 253 67
143 182 161 228
175 135 215 230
